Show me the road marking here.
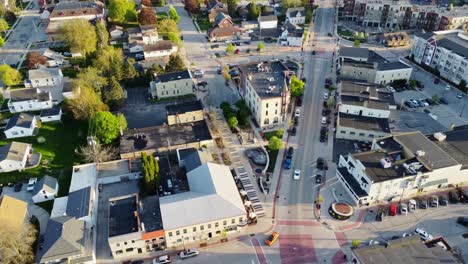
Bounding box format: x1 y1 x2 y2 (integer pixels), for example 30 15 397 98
277 220 321 227
250 237 267 264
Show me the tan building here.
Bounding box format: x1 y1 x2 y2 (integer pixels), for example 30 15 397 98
0 195 28 231
149 70 195 99
166 100 204 126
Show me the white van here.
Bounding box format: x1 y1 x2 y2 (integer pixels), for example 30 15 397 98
321 117 327 124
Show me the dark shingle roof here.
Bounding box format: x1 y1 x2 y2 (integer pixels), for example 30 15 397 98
166 100 202 115
143 41 174 52
33 175 57 196
40 107 62 117
183 149 212 172
66 187 91 219
377 61 412 71
287 7 305 17
339 47 369 59
154 70 191 83
4 113 35 131
414 31 435 39
9 88 50 102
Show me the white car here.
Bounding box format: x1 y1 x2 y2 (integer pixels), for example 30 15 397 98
27 178 37 192
179 249 199 259
368 240 380 245
321 117 327 124
445 85 451 90
402 233 412 237
295 109 300 117
387 86 395 92
293 169 301 180
153 255 171 264
415 228 433 241
400 203 408 215
323 93 329 99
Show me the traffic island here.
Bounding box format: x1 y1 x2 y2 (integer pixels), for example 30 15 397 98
328 201 354 221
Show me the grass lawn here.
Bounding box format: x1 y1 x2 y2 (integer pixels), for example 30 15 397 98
0 114 87 193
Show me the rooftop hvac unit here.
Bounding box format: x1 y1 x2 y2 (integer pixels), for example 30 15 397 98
380 157 392 168
433 132 446 141
416 150 425 157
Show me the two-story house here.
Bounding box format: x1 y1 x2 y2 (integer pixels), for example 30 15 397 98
207 12 241 42
127 25 159 53
280 21 304 47
286 7 306 25
149 70 195 99
0 142 33 173
4 113 39 139
143 41 178 60
8 88 53 113
25 67 63 88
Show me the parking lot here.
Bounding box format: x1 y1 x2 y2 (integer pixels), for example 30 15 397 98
347 189 468 258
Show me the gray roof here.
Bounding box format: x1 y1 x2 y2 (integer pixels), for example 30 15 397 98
340 81 395 109
40 107 62 117
339 46 369 59
166 100 202 115
436 38 468 58
414 31 435 40
4 113 35 131
183 148 212 172
108 195 139 237
238 61 290 98
0 142 30 162
430 126 468 169
389 110 446 135
33 175 58 196
377 61 412 71
286 7 305 17
353 235 458 264
28 67 61 80
39 216 86 263
258 15 277 22
66 187 91 219
154 69 192 83
338 113 391 133
9 88 50 102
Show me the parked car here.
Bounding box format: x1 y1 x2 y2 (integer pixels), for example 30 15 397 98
457 217 468 227
402 233 412 237
265 231 279 246
291 127 296 136
287 147 294 158
430 196 438 207
27 178 37 192
423 109 431 114
315 174 322 184
14 183 23 192
317 157 325 170
419 99 429 106
321 117 327 124
293 169 301 180
295 109 300 117
235 49 240 54
439 97 449 104
323 93 329 99
415 228 433 241
387 86 396 92
400 203 408 215
153 255 172 264
135 54 144 60
449 191 459 203
389 203 398 216
405 101 414 108
179 249 199 259
434 78 440 84
409 199 417 212
198 81 208 86
439 195 448 206
375 207 385 221
457 93 464 99
419 199 428 209
294 116 299 126
284 158 292 170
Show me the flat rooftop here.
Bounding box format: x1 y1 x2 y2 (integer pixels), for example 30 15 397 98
120 120 212 155
429 126 468 169
139 196 163 233
166 100 203 115
108 195 140 237
389 110 446 135
340 81 395 110
238 61 290 98
342 58 375 69
338 113 390 133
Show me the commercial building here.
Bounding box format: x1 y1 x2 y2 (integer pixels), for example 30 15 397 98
166 100 204 125
336 130 468 206
119 120 213 158
410 29 468 85
236 61 291 128
148 70 195 99
160 162 247 248
341 59 412 85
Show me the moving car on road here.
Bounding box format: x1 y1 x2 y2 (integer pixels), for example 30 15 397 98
315 174 322 184
457 217 468 227
293 169 301 180
265 231 279 246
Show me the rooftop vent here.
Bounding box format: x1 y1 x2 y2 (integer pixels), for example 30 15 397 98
416 150 425 157
380 157 392 168
433 132 446 141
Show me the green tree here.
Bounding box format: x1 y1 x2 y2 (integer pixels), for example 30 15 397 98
317 195 324 204
165 54 185 72
432 94 440 104
67 87 109 120
268 136 283 150
141 152 160 195
458 79 467 92
290 75 305 97
227 0 237 17
0 35 5 48
326 97 335 108
0 18 9 32
248 1 260 20
354 39 360 47
155 0 166 7
409 79 417 89
158 18 180 42
91 111 127 144
235 99 250 125
352 239 360 249
93 46 124 80
227 115 238 128
0 64 22 86
359 32 365 39
108 0 136 22
257 41 265 51
327 85 336 92
222 66 231 80
103 76 125 107
74 67 108 95
226 43 235 54
60 19 97 57
95 21 109 50
124 58 138 80
168 5 180 23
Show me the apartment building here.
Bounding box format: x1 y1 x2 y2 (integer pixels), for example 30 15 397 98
336 130 468 206
410 29 468 85
148 70 195 99
237 61 291 128
336 81 395 142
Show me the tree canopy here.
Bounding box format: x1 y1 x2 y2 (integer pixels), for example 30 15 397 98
0 18 9 32
95 21 109 50
158 18 180 42
227 115 238 128
0 35 3 48
93 46 124 80
60 19 97 56
248 1 260 20
67 86 109 120
165 54 185 73
184 0 199 13
168 5 180 23
290 75 305 97
108 0 136 22
73 67 108 95
141 152 160 195
268 136 283 150
25 51 47 69
0 64 22 86
103 76 125 108
257 41 265 50
138 7 157 25
227 0 237 17
0 222 37 264
91 111 127 144
226 43 235 54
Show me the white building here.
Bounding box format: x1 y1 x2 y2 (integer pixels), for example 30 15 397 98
4 113 39 139
149 70 195 99
339 47 370 62
8 88 53 113
109 25 125 40
258 15 278 29
25 67 63 88
40 107 62 122
143 41 178 60
410 30 468 86
280 22 304 47
341 60 412 85
285 7 306 25
336 131 468 206
237 61 291 128
39 49 64 68
0 142 32 173
32 175 59 203
160 162 247 248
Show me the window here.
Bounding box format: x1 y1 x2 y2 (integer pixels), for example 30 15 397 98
266 111 268 116
183 229 187 234
266 103 269 108
215 222 219 228
116 243 120 247
350 132 356 135
223 220 227 226
358 133 365 136
124 242 127 245
193 227 197 232
239 217 243 223
369 134 375 138
231 219 235 224
131 240 135 243
200 225 204 231
340 131 346 134
208 224 212 229
176 231 180 235
115 250 123 255
126 248 133 252
168 232 172 237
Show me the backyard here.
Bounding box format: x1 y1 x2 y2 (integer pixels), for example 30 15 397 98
0 114 87 195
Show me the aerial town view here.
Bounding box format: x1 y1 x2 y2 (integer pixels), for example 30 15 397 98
0 0 467 262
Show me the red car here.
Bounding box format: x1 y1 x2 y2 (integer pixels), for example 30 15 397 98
389 203 398 216
235 49 240 54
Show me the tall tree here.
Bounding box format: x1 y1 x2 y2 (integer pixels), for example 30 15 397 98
95 21 109 50
141 152 160 195
123 58 138 80
25 51 47 69
0 64 22 86
67 86 109 120
158 18 180 41
168 5 180 23
0 35 4 48
226 43 235 54
290 75 305 97
184 0 199 12
257 41 265 51
248 1 260 20
138 7 157 25
60 19 97 56
155 0 166 7
227 0 237 17
77 142 118 163
165 54 186 72
141 0 152 6
0 18 9 32
103 76 125 107
91 111 127 144
0 223 37 264
108 0 136 22
93 46 124 80
73 67 108 95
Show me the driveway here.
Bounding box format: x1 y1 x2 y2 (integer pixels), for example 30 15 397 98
2 184 50 234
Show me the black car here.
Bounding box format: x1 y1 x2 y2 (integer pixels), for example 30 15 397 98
198 81 208 86
286 147 294 158
291 127 297 136
405 101 414 108
312 50 316 55
419 199 428 209
449 191 459 203
425 98 436 105
294 116 299 126
320 136 326 142
296 97 303 107
439 97 449 104
457 217 468 227
14 182 23 192
439 195 448 206
317 157 325 170
375 207 385 221
0 186 3 195
315 174 322 184
327 32 333 37
244 41 251 44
